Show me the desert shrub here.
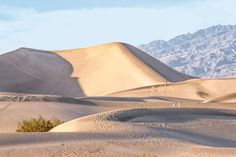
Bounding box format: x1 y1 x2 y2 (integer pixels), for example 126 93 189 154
16 115 63 132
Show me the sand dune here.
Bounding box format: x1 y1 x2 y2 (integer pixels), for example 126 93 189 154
1 131 236 157
110 78 236 101
0 42 236 157
51 108 236 143
0 101 235 157
0 48 83 97
53 42 193 96
0 94 201 133
49 106 236 156
203 93 236 103
0 101 116 133
0 43 193 97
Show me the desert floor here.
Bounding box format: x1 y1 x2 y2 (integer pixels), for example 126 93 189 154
0 95 235 157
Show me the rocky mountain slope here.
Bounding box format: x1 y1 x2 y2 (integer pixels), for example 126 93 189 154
139 25 236 78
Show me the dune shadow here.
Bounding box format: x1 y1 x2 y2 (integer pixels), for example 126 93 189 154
50 51 85 97
0 130 236 148
0 48 85 97
150 127 236 147
115 108 236 123
111 108 236 147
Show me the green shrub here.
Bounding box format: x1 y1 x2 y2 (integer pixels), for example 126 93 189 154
16 115 64 132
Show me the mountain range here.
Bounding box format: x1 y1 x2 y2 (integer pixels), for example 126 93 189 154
139 25 236 78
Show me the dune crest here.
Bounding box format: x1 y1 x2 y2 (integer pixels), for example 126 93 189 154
54 42 193 96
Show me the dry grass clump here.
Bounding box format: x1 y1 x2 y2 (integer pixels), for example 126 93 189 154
16 115 63 132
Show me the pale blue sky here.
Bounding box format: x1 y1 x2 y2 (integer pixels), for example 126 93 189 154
0 0 236 53
0 0 192 10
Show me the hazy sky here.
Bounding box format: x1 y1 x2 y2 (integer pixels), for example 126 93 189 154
0 0 236 53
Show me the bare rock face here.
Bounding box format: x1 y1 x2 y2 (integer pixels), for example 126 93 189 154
139 25 236 78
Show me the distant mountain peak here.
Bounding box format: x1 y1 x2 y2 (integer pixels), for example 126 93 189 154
139 25 236 78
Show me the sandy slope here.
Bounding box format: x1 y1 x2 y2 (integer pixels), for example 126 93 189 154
110 78 236 101
1 133 236 157
203 93 236 103
0 48 83 97
0 93 235 157
0 101 235 157
0 94 179 133
51 107 236 140
53 42 193 96
0 101 120 133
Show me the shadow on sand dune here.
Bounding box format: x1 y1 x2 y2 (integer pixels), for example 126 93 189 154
0 130 235 148
115 108 236 147
0 48 84 97
153 127 236 147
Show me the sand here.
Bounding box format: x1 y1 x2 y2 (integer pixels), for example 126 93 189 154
0 100 235 157
0 48 83 97
53 42 193 96
110 78 236 101
0 42 235 157
0 43 193 97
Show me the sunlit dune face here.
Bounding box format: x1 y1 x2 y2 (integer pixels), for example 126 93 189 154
53 43 166 96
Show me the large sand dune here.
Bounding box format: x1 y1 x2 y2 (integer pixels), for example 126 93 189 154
0 42 235 157
0 43 193 96
53 42 193 95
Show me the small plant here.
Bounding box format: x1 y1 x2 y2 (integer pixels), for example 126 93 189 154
16 115 64 132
